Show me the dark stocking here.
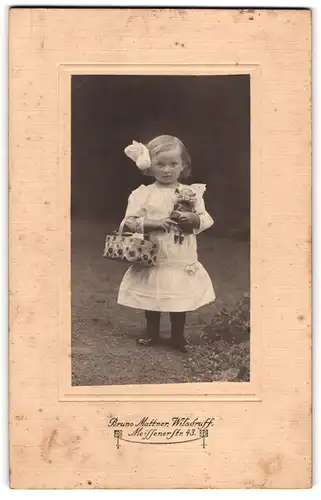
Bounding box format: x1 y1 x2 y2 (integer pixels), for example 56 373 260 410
170 312 187 351
136 311 161 346
145 310 161 339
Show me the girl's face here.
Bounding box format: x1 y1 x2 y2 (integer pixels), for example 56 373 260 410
150 146 184 185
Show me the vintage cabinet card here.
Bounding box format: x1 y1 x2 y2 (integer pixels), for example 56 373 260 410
9 8 311 488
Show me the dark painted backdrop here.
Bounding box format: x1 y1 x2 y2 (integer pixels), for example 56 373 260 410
71 75 250 238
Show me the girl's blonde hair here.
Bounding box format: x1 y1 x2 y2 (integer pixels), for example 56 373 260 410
144 135 191 179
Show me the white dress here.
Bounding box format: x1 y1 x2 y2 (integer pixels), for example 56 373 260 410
117 183 216 312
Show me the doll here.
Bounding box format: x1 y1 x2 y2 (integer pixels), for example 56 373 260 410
170 186 198 244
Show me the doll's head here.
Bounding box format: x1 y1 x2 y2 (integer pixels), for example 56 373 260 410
174 186 197 205
145 135 191 184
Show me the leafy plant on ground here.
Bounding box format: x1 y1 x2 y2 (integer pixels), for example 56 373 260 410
202 293 250 344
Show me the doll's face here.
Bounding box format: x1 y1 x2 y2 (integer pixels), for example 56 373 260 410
177 187 196 200
150 146 184 184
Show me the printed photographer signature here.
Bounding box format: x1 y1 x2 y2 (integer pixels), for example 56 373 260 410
108 416 215 448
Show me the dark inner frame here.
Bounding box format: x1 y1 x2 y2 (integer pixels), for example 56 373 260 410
70 74 251 386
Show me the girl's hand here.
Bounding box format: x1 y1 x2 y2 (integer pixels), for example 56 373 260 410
143 218 177 232
176 212 200 229
156 218 177 232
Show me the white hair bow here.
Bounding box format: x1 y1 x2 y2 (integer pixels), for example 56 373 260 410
124 141 151 170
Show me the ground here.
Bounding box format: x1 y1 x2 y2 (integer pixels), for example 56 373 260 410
71 219 250 386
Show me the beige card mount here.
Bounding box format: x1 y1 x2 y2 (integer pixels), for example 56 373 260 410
9 8 311 489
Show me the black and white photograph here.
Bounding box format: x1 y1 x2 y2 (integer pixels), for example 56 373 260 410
71 74 250 386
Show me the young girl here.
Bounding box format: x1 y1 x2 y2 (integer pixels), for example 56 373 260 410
117 135 215 352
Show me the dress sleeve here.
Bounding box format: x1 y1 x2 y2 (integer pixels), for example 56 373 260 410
124 185 147 217
193 196 214 235
123 185 147 233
